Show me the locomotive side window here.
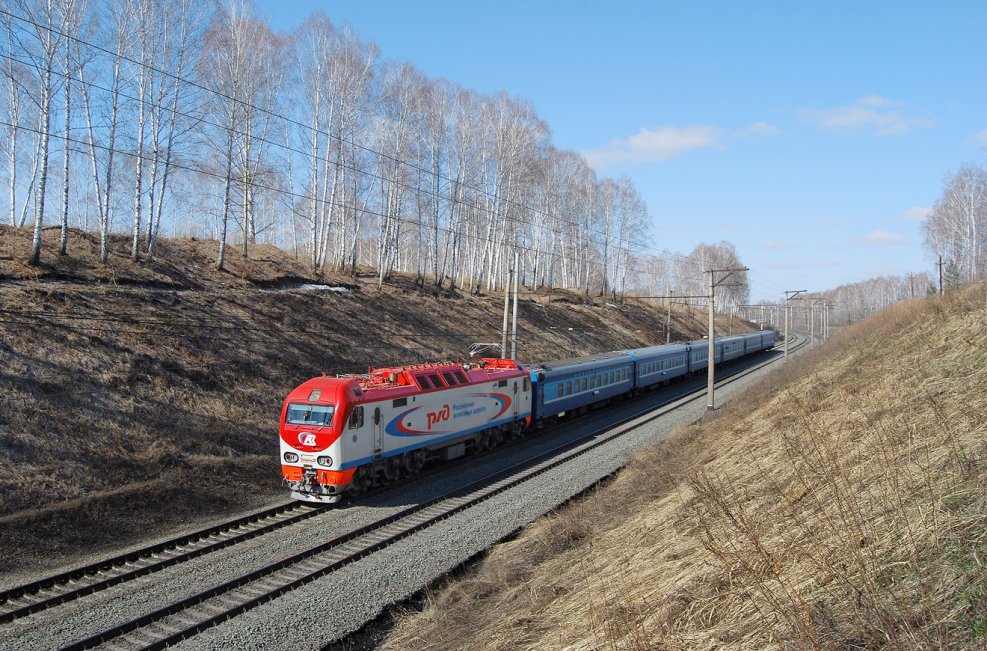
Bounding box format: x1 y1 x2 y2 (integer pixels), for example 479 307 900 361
393 397 407 407
286 403 334 426
348 406 364 429
498 379 507 388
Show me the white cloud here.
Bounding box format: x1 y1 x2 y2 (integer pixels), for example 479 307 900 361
761 241 798 250
855 229 906 245
815 258 842 267
975 128 987 147
901 206 931 222
735 121 781 140
582 125 721 169
802 95 934 136
746 121 779 135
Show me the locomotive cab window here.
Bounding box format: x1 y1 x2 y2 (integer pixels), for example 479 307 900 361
286 403 334 426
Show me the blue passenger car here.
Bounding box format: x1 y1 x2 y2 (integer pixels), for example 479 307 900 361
742 331 764 355
529 352 634 422
620 343 691 390
719 335 747 362
688 344 710 373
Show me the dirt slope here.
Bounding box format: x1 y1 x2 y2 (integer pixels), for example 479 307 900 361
0 225 749 573
381 284 987 649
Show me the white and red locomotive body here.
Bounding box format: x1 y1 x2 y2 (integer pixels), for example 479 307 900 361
279 358 531 503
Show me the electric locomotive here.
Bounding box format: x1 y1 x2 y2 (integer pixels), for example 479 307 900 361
279 358 531 503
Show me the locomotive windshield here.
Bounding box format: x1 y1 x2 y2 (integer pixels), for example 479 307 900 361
286 403 335 426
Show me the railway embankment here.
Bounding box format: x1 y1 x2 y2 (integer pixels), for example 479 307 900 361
380 283 987 649
0 225 747 576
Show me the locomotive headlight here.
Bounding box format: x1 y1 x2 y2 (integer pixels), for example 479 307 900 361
317 456 333 467
283 452 299 463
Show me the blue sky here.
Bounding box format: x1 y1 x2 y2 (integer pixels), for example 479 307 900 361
257 0 987 301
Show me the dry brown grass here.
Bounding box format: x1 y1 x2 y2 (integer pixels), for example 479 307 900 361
381 283 987 650
0 225 741 573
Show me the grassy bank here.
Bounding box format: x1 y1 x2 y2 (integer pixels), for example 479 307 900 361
382 283 987 649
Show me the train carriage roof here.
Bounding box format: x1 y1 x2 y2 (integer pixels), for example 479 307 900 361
617 342 692 360
528 351 632 374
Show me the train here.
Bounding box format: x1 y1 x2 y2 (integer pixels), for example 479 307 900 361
279 330 776 503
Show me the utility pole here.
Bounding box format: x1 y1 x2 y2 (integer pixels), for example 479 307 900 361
706 267 748 410
809 298 816 343
666 289 673 344
810 298 827 344
510 250 520 359
937 255 944 294
784 290 806 359
501 260 513 357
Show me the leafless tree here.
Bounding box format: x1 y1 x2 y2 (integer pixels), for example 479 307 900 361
924 163 987 283
14 0 67 265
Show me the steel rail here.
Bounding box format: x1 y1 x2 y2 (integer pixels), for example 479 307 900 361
0 502 314 623
60 338 804 651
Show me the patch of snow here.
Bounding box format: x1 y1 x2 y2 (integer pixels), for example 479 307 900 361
298 284 349 292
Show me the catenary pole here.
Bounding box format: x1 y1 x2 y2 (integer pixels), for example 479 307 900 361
501 262 512 357
666 289 673 344
784 290 806 359
706 267 748 410
510 250 519 359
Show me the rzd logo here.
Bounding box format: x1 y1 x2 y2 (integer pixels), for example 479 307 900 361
298 432 317 447
426 405 451 430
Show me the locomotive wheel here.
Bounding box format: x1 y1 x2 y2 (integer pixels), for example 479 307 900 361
477 432 494 451
350 467 372 494
383 457 402 482
404 449 426 474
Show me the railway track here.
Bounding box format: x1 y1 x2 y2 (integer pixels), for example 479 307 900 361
0 501 322 624
49 336 805 651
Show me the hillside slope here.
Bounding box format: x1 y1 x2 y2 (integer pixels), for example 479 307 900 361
0 226 748 573
381 284 987 649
